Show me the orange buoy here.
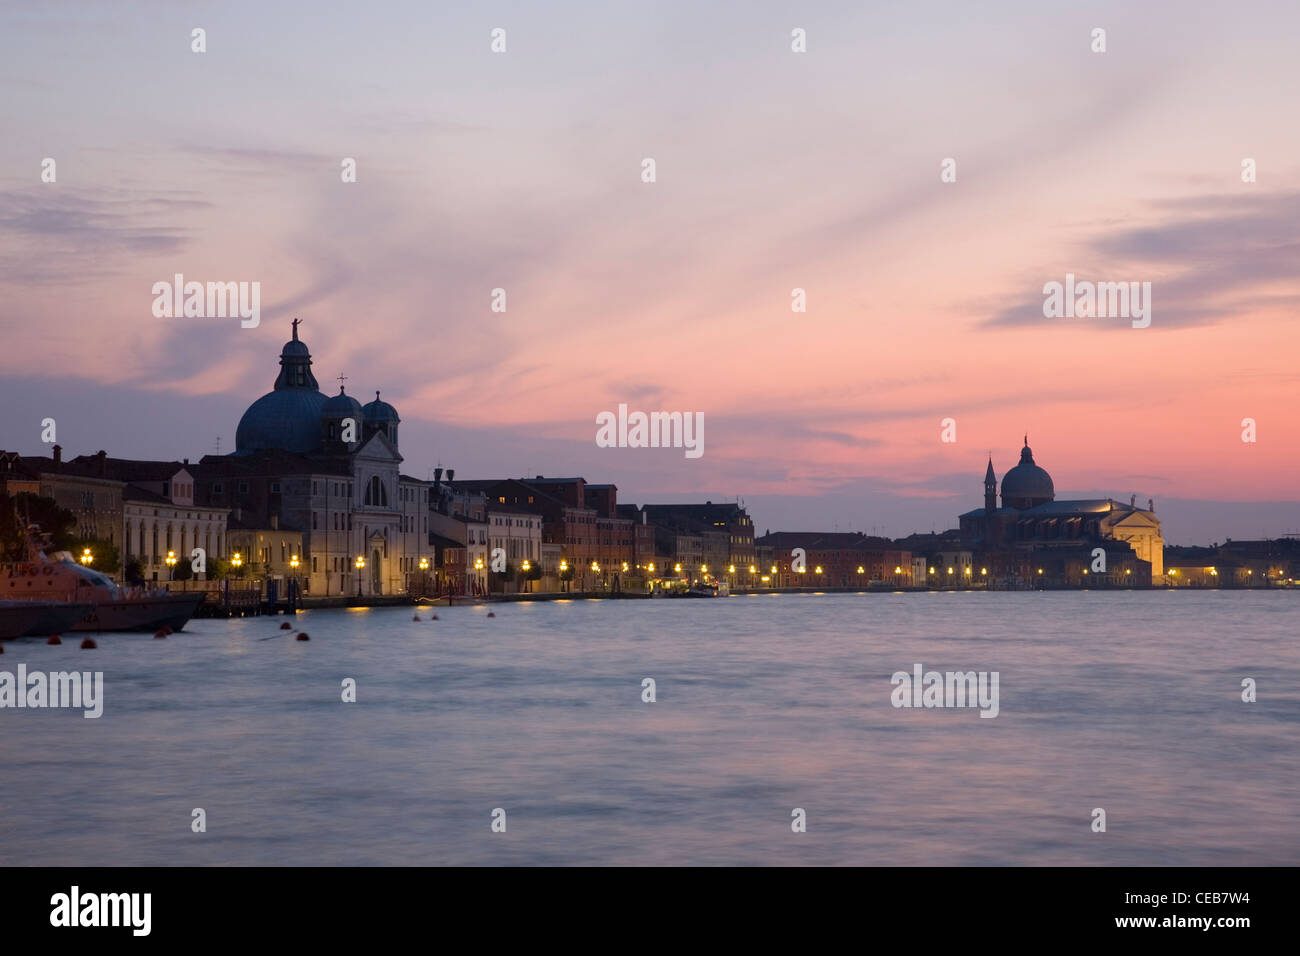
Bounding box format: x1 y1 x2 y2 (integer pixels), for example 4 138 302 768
413 614 421 621
295 632 309 641
487 611 496 618
47 634 62 645
154 628 168 639
431 614 439 620
0 642 5 654
80 638 97 649
280 621 292 630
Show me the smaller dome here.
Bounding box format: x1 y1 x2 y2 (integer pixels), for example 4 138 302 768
322 386 363 419
281 339 310 358
363 390 400 423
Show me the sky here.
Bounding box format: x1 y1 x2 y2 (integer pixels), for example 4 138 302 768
2 0 1298 545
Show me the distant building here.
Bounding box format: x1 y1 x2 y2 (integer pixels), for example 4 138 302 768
959 438 1163 584
197 321 431 596
639 501 756 584
756 531 912 587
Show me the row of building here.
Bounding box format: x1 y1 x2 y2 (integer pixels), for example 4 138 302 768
3 324 1296 593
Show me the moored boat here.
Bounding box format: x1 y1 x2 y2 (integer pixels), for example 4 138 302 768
2 524 204 633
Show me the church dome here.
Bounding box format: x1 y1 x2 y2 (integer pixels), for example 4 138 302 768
233 319 328 454
1001 439 1054 508
236 389 329 454
362 391 400 423
322 387 363 420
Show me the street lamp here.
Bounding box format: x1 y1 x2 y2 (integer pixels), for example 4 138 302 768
355 555 365 597
80 547 93 566
165 550 177 580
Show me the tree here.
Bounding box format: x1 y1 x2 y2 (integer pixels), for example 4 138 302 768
80 537 121 575
0 491 76 561
170 557 194 582
124 557 144 584
206 556 229 581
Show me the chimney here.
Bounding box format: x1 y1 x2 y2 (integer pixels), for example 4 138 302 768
1130 494 1136 507
434 467 443 486
446 468 455 483
97 449 107 476
183 458 189 466
52 444 62 469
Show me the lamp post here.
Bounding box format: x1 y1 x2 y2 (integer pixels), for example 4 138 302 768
355 555 365 598
80 547 93 566
165 550 177 581
289 554 300 606
418 556 429 598
560 558 569 593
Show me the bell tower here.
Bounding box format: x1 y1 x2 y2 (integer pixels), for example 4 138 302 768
984 457 997 514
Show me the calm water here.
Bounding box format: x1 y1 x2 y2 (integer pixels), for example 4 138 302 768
1 591 1296 866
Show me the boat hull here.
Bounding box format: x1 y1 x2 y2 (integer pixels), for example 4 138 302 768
0 601 96 639
71 593 206 633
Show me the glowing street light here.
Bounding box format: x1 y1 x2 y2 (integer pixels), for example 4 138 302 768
165 550 177 580
355 555 366 598
79 547 93 565
647 563 655 573
521 559 531 572
418 557 429 570
857 566 865 575
289 555 300 570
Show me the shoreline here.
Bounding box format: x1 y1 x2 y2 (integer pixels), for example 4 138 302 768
269 583 1293 613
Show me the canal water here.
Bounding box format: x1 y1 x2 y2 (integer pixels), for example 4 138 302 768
1 591 1295 865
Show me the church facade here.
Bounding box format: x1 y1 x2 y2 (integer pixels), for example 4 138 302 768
196 321 432 596
959 439 1164 584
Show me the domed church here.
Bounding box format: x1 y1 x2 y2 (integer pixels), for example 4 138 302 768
234 319 402 457
198 320 430 597
959 437 1164 580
